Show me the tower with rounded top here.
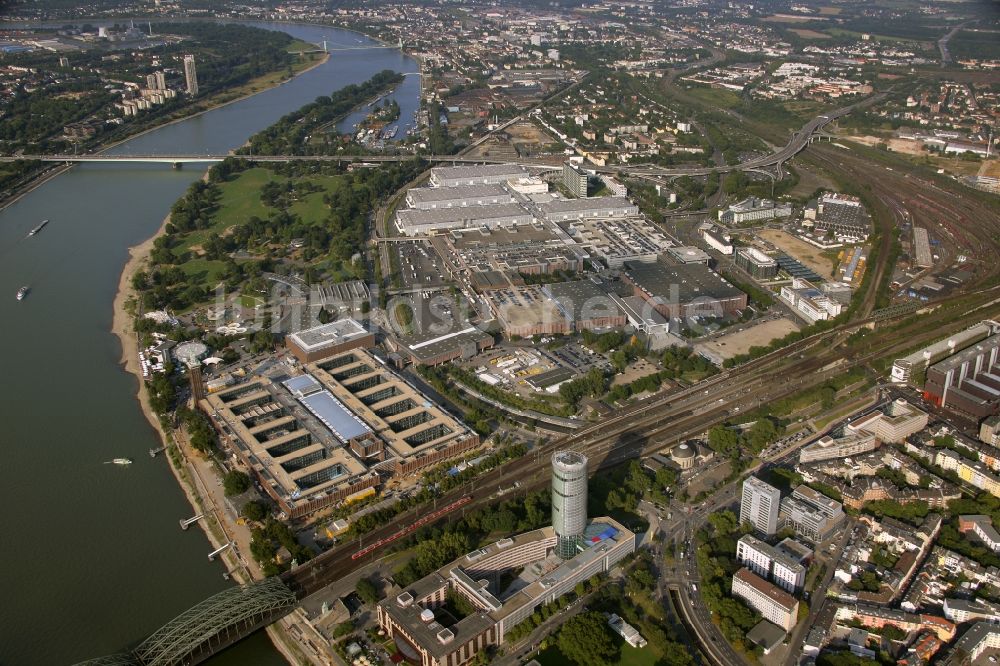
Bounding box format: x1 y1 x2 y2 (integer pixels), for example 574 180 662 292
552 450 588 559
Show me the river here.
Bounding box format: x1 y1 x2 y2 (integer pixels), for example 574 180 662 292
0 21 419 666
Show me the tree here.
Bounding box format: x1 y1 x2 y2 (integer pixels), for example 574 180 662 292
557 611 618 666
708 509 739 536
241 500 268 522
356 577 379 605
224 470 251 496
707 425 740 456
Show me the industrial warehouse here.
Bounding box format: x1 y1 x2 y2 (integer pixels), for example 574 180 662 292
203 348 479 519
622 260 748 319
376 452 636 666
488 279 625 338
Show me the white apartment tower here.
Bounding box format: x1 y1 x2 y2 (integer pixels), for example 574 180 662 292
741 476 781 536
183 54 199 96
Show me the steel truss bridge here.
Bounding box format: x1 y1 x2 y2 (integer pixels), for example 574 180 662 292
72 577 297 666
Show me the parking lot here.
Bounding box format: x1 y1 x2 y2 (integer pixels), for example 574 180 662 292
391 240 451 290
542 342 612 374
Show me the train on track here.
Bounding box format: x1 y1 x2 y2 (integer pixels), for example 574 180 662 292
351 495 473 560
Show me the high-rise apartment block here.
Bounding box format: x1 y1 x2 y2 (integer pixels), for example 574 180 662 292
562 162 589 198
183 54 199 96
741 476 781 536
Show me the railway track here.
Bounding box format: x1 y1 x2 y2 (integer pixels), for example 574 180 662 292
807 146 1000 295
284 290 1000 597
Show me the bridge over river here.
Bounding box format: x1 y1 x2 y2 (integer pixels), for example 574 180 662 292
0 91 885 178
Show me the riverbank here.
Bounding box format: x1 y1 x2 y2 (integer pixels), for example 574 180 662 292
0 162 72 213
111 194 313 663
97 49 331 157
0 49 329 212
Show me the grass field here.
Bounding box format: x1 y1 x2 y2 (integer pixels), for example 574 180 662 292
788 28 831 39
286 38 318 52
763 14 813 24
681 85 742 110
944 29 1000 61
179 257 227 285
823 27 931 45
178 168 337 255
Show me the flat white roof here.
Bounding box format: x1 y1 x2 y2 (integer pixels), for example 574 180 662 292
288 319 369 352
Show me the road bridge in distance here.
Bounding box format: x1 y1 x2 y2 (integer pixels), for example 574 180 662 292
0 91 886 176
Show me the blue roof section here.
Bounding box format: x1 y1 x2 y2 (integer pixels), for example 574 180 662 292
776 254 823 282
583 522 619 545
283 374 322 397
299 390 372 443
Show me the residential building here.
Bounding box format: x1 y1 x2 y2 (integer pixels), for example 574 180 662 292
562 162 589 198
741 476 781 536
939 622 1000 665
943 598 1000 624
732 568 799 632
958 515 1000 552
736 534 807 593
980 413 1000 446
183 54 198 95
835 604 956 642
936 449 1000 497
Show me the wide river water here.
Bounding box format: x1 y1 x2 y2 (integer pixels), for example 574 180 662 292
0 21 419 666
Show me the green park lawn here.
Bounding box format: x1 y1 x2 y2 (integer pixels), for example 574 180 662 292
681 85 742 110
179 257 227 286
176 167 337 255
